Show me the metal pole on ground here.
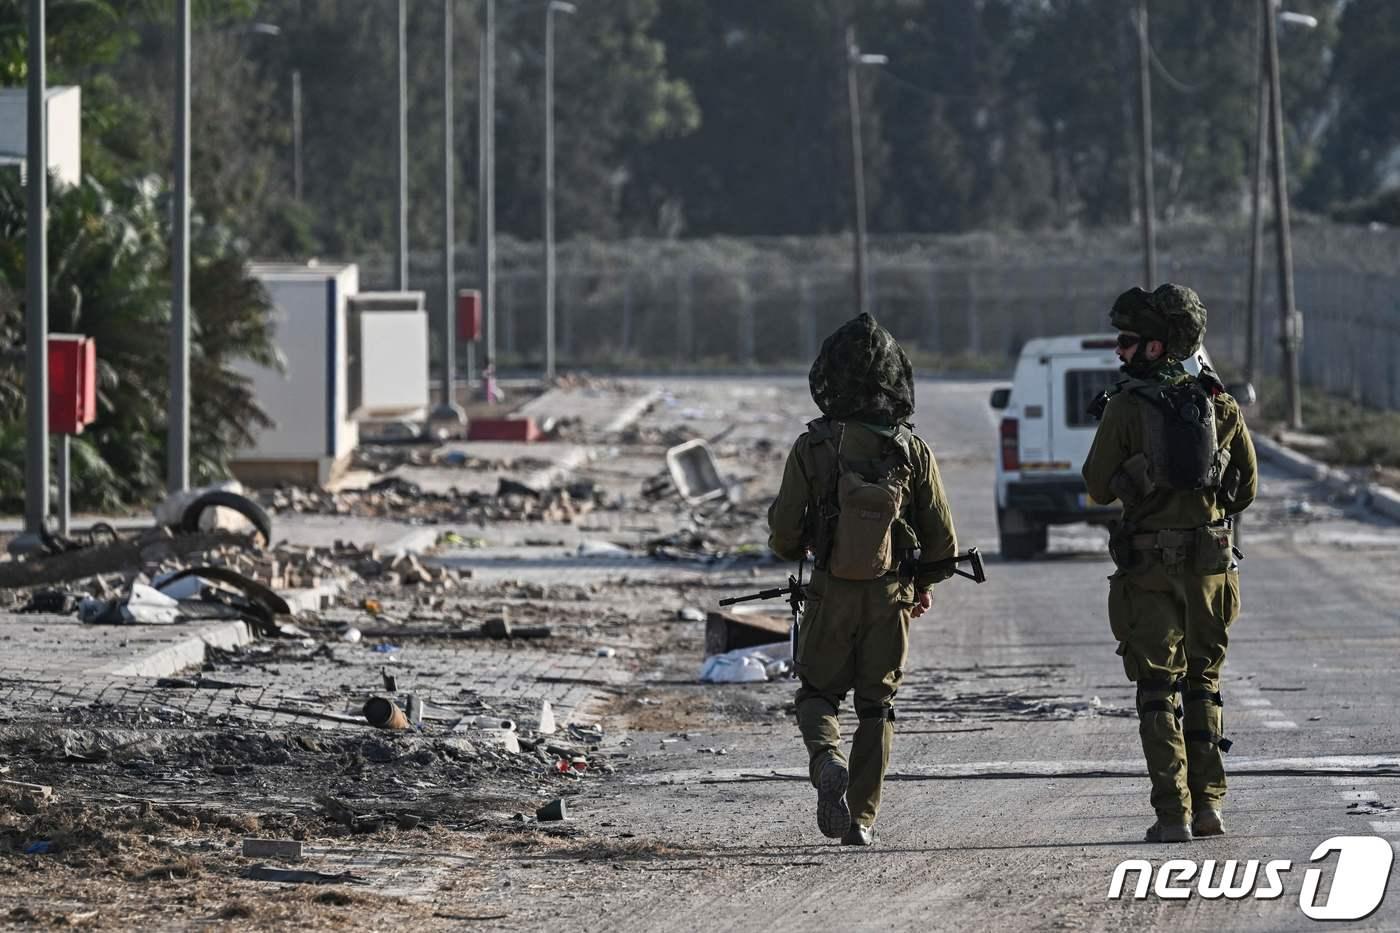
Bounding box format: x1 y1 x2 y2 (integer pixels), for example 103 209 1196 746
1244 7 1267 386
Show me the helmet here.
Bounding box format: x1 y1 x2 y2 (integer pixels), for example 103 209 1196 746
809 313 915 425
1109 283 1207 360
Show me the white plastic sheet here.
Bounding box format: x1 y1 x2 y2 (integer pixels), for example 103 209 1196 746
698 641 792 684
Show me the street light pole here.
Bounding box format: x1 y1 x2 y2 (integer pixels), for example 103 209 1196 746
168 0 191 494
17 0 48 552
396 0 408 290
1245 3 1268 386
479 0 496 401
434 0 464 423
544 1 576 381
1247 3 1316 394
846 27 885 319
292 68 303 203
1263 0 1304 429
1135 0 1156 287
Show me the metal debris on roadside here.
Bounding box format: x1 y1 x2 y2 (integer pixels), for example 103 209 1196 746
536 798 568 821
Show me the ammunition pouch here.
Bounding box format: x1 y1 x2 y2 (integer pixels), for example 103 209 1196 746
1119 520 1236 576
1109 452 1156 509
1192 520 1234 575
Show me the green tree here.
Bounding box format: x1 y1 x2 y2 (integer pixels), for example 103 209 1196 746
1301 0 1400 210
0 173 276 508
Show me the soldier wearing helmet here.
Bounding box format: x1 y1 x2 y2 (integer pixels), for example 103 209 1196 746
1083 284 1258 843
768 313 958 846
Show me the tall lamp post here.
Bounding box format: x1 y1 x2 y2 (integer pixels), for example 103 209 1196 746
478 0 496 402
1135 0 1156 287
1262 0 1314 429
846 27 886 319
1246 2 1315 418
14 0 48 554
434 0 465 424
543 0 576 381
168 0 191 494
396 0 408 289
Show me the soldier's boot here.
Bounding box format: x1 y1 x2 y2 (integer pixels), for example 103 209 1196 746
1145 821 1193 843
1193 809 1225 837
796 695 851 839
848 698 895 831
1137 677 1192 830
1182 681 1230 834
814 754 852 839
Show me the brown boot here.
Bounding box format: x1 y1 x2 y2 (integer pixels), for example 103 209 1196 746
1144 820 1192 843
815 756 851 839
1192 808 1225 837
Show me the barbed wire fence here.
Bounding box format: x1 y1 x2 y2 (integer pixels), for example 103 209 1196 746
354 226 1400 411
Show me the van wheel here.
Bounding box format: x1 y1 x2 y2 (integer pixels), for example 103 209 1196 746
998 507 1048 560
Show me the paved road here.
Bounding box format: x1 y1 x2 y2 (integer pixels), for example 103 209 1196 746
500 376 1400 932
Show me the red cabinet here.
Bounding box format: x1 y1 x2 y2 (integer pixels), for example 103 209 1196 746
48 334 97 435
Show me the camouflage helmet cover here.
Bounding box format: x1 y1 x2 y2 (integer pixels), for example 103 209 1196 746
1109 283 1207 359
808 312 915 425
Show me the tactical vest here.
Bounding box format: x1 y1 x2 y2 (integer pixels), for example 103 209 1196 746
1134 379 1225 491
1097 372 1230 514
806 419 915 580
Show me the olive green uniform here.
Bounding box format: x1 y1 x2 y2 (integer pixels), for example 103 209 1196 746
768 420 958 829
1083 373 1257 825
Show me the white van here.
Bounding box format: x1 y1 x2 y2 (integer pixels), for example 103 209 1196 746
988 335 1227 560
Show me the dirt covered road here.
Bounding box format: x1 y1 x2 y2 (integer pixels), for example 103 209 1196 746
4 376 1400 930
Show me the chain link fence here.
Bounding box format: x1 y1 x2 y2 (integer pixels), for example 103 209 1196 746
352 225 1400 410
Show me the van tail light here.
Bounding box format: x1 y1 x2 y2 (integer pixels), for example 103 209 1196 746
1000 417 1020 471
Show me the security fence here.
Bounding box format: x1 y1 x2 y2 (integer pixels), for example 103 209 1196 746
352 225 1400 411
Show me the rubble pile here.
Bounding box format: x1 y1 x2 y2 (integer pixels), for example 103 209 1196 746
266 476 611 525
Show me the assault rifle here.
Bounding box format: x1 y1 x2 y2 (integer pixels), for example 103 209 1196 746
718 549 988 662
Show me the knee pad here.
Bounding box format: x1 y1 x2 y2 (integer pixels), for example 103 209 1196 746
1182 682 1231 752
854 697 895 722
1136 677 1184 718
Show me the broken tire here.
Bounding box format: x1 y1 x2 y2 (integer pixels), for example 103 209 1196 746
178 490 272 544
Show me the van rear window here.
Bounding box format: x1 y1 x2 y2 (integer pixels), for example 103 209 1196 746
1065 369 1120 427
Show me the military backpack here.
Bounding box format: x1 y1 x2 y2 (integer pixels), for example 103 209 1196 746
806 419 914 581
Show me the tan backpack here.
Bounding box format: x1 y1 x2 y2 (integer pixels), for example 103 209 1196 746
816 422 912 581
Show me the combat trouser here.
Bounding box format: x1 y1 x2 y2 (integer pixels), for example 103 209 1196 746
793 570 914 830
1109 558 1240 824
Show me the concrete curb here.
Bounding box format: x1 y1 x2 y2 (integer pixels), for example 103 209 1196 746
603 389 664 434
1253 434 1400 522
90 620 254 678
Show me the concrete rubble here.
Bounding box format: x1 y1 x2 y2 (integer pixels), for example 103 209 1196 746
0 378 802 926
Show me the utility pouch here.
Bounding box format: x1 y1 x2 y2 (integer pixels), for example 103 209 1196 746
1107 521 1142 573
1192 521 1234 575
828 470 902 580
1109 452 1155 508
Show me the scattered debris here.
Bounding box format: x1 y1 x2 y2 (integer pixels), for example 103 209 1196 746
536 798 568 822
705 608 791 657
698 641 792 683
245 866 368 886
241 838 304 860
363 697 410 730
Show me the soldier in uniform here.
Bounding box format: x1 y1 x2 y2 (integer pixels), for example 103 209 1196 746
1083 284 1257 843
768 313 959 846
